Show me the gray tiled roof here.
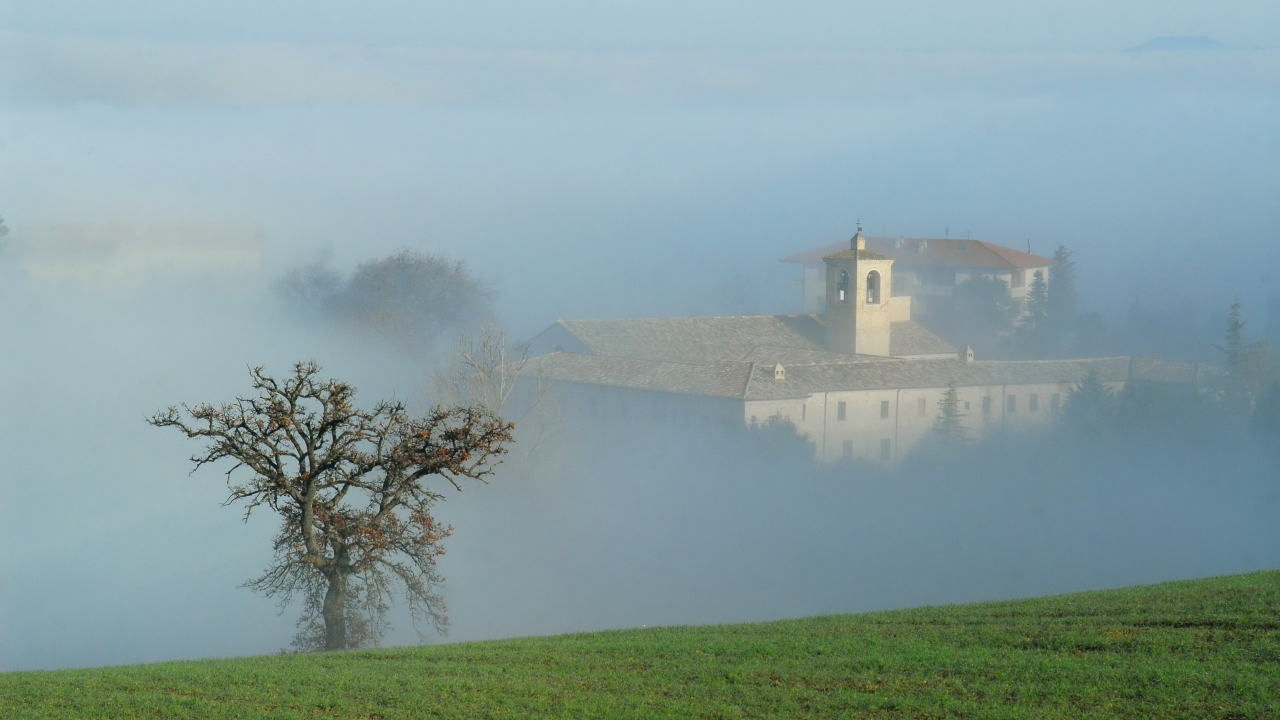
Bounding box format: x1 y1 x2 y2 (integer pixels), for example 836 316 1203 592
521 353 1220 401
521 353 754 398
889 321 958 357
539 315 955 364
822 248 894 261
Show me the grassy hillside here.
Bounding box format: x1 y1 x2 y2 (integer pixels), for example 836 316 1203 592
4 570 1278 719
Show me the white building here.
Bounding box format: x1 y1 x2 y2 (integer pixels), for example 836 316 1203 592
521 232 1215 463
781 236 1055 315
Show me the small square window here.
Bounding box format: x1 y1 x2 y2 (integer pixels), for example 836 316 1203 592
964 401 971 410
837 401 847 421
880 400 890 419
1030 394 1039 412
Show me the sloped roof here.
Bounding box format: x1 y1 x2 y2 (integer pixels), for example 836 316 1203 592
822 247 894 261
549 315 826 365
522 353 755 398
520 353 1220 401
781 237 1054 270
533 315 956 365
889 321 958 358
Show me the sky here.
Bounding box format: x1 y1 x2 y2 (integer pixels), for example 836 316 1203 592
0 1 1278 670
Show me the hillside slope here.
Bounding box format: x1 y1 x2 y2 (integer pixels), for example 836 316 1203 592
4 570 1278 719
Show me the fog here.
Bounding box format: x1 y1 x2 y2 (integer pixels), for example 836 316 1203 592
1 1 1278 671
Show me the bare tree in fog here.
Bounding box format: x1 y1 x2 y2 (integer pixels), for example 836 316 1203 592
150 362 513 652
432 324 566 462
278 249 492 352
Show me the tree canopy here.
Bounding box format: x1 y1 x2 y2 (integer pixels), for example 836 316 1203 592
278 249 492 352
151 361 513 651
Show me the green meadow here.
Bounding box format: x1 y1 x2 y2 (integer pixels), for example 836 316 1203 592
4 570 1277 719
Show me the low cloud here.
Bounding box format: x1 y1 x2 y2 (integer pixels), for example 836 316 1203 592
1 30 1276 107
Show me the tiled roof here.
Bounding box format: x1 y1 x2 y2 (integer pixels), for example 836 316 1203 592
535 315 956 365
521 353 1220 401
781 237 1054 270
889 321 958 358
821 248 894 261
521 353 754 398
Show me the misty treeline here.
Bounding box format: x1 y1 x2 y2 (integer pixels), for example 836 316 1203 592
921 245 1280 371
276 249 493 353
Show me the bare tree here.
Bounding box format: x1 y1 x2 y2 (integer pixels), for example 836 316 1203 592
432 323 564 460
150 361 513 651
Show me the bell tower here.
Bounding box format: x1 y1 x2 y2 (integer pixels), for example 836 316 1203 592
823 228 895 356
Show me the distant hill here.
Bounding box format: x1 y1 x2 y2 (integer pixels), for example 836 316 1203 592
1127 36 1234 52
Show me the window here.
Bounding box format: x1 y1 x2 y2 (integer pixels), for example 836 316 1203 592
1007 395 1016 412
880 438 892 461
880 400 890 418
837 401 847 421
964 401 971 410
1051 393 1061 413
917 398 926 417
866 270 881 304
982 397 992 414
842 440 853 461
837 270 849 302
1030 394 1039 412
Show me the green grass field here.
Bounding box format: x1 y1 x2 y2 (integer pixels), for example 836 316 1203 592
4 571 1278 719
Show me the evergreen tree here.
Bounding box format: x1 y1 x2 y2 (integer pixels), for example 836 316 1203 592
1218 297 1249 381
1046 244 1077 348
1215 299 1280 418
1016 269 1051 356
1061 369 1116 435
933 380 966 443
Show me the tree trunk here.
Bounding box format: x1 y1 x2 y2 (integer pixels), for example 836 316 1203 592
322 570 348 651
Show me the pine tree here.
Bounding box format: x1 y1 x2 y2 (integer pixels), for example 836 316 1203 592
933 380 966 444
1062 369 1116 435
1216 299 1280 417
1046 244 1077 348
1017 269 1051 355
1218 297 1249 381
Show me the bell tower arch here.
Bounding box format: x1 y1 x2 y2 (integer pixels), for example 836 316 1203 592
823 230 895 356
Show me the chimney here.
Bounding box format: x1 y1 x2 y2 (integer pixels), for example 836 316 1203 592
773 363 786 381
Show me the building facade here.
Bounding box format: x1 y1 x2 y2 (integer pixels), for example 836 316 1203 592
521 232 1213 464
781 235 1055 316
